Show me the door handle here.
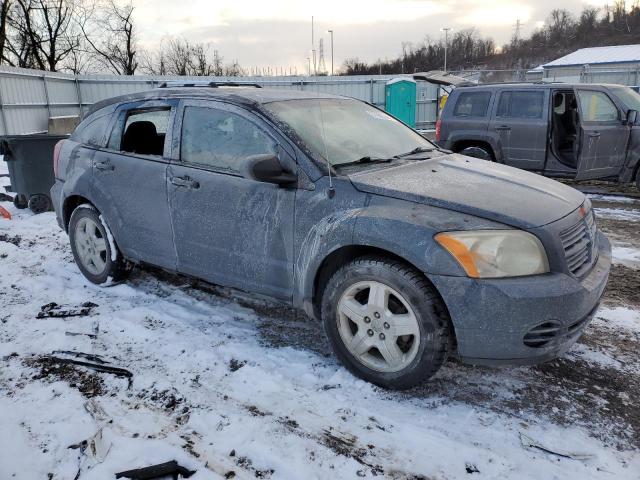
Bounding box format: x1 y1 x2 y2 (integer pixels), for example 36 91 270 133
170 176 200 189
495 125 511 131
588 132 601 138
95 161 114 171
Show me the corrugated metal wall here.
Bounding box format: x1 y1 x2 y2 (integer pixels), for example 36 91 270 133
0 66 439 135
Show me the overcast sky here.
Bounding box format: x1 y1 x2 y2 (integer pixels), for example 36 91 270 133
132 0 609 73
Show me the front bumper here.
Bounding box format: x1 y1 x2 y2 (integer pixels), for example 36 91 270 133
428 231 611 366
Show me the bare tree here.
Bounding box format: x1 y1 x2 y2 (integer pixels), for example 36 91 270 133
8 0 80 71
142 37 234 77
79 0 138 75
0 0 11 63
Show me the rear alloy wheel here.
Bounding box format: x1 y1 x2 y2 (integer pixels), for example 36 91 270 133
322 256 451 389
69 205 131 284
460 146 493 161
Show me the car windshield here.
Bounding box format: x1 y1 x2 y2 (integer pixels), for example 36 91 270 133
264 98 434 166
611 86 640 111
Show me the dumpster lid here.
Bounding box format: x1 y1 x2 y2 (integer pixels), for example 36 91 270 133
412 70 477 87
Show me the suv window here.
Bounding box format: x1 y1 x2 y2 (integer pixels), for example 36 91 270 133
180 106 276 173
577 91 619 122
496 91 544 119
108 108 170 156
74 114 110 147
453 92 491 117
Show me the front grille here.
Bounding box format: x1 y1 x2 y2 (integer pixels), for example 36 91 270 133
560 208 598 277
523 320 562 348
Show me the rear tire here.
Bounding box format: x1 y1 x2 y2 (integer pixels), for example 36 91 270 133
321 256 451 390
69 204 131 285
459 145 493 161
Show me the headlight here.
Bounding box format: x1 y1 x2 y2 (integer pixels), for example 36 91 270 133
434 230 550 278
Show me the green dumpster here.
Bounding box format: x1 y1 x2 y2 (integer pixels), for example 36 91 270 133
385 78 417 127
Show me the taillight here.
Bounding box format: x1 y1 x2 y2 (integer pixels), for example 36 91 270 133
435 119 442 143
53 139 65 178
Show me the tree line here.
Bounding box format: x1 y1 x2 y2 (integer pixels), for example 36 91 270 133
343 2 640 75
0 0 243 75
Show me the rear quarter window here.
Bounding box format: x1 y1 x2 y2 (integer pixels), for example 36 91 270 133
453 92 492 117
72 114 111 147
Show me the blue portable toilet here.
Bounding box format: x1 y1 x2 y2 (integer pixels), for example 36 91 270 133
385 78 417 127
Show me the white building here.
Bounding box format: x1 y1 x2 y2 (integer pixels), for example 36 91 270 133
541 44 640 86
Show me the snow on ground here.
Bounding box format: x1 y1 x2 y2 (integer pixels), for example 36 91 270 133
612 245 640 267
594 207 640 222
1 164 640 479
588 194 639 205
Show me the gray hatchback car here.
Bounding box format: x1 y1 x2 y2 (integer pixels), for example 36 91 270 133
51 85 611 389
437 82 640 188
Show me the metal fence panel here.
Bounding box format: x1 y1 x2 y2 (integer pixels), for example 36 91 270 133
0 67 443 134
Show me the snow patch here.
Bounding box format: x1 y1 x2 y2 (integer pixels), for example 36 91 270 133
99 214 118 262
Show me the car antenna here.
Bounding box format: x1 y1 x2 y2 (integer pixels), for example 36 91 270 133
317 92 335 198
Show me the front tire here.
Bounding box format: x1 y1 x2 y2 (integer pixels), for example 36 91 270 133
68 205 131 285
321 256 451 389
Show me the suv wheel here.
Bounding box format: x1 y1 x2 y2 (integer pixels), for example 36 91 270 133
69 204 131 284
321 256 451 389
459 145 493 161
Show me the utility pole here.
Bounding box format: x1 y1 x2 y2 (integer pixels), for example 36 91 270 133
441 27 452 72
327 29 334 75
307 57 311 76
311 16 317 76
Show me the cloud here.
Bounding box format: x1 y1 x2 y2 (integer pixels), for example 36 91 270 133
131 0 610 71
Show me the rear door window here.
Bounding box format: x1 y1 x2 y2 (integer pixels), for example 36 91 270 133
180 106 277 174
453 92 491 117
108 108 171 156
577 91 619 122
496 91 544 118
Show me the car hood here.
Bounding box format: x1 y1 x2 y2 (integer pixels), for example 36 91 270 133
347 153 586 229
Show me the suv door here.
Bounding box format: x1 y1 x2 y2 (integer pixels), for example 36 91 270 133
489 89 548 170
167 99 296 300
91 100 177 269
575 89 630 180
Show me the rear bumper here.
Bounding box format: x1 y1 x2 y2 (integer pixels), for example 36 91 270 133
428 231 611 366
50 180 64 230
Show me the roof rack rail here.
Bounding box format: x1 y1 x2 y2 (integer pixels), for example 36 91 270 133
157 81 262 89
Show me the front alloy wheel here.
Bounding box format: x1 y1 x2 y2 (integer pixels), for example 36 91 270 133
337 281 421 373
322 256 451 389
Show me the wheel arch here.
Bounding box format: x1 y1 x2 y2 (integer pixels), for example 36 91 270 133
311 244 458 353
452 139 496 160
62 195 95 232
313 245 453 331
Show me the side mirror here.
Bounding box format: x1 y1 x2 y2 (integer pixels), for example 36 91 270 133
241 154 297 186
627 109 638 125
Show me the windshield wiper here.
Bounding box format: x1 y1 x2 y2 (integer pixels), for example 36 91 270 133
394 146 435 158
336 156 393 168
